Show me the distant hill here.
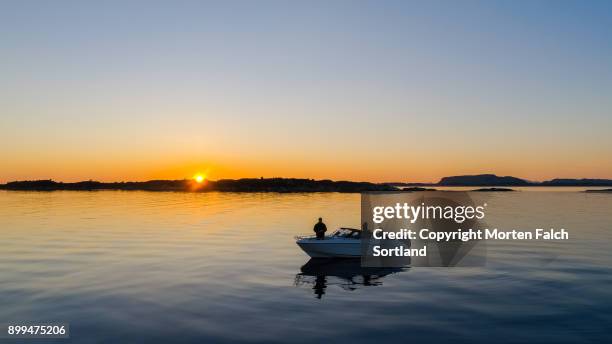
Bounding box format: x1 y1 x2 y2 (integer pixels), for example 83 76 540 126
385 182 437 187
436 174 612 186
0 178 398 193
0 179 189 191
540 179 612 186
438 174 532 186
212 178 397 192
3 175 612 192
472 187 515 192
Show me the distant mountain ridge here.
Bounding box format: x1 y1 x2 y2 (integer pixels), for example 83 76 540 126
2 175 612 192
540 178 612 186
437 174 612 186
438 174 531 186
0 178 397 193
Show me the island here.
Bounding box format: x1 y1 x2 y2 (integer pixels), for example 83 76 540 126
541 179 612 186
472 188 515 192
401 187 437 192
3 174 612 192
395 174 612 187
438 174 531 186
0 178 398 193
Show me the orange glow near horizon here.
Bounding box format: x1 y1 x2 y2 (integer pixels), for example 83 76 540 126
1 151 612 184
2 161 611 185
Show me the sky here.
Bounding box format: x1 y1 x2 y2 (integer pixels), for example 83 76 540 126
1 0 611 183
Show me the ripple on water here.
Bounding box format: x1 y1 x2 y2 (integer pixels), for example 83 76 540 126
0 190 611 343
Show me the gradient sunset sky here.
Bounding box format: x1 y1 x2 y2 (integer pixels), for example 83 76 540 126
1 0 611 183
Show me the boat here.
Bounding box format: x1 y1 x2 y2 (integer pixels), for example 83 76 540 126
296 228 362 258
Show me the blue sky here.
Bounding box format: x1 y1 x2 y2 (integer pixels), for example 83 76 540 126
1 0 611 182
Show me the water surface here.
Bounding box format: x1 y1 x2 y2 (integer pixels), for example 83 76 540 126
1 190 611 343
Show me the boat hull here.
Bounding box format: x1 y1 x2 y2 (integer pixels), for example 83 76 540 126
296 239 361 258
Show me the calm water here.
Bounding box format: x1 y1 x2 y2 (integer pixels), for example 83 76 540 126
1 190 611 343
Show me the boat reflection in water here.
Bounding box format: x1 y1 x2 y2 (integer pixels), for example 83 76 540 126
295 258 408 299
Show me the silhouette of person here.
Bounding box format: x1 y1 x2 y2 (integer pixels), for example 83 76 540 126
313 217 327 240
313 275 327 299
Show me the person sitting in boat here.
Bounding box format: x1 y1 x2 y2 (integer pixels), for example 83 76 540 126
313 217 327 240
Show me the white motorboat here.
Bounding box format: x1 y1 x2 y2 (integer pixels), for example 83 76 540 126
296 228 362 258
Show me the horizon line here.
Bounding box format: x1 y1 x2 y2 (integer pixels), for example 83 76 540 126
3 174 612 185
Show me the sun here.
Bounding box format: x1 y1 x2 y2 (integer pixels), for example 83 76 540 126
194 174 205 183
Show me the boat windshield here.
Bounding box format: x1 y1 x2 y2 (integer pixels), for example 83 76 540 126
332 228 361 239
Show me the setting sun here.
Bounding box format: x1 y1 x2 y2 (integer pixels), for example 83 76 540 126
194 174 205 183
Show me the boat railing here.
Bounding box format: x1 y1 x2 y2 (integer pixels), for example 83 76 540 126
295 227 362 241
295 234 317 240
